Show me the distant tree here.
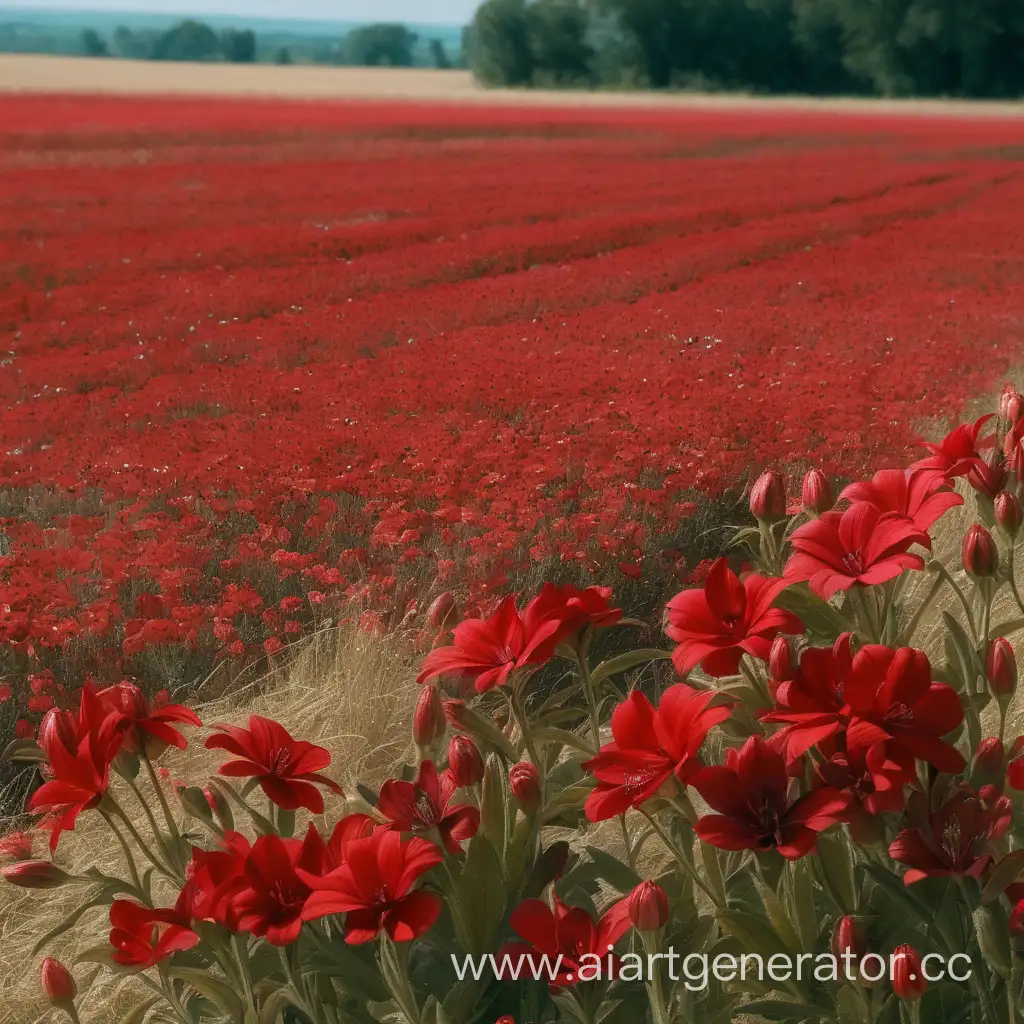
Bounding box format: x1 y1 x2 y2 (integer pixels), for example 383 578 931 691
594 0 692 88
470 0 535 85
112 25 147 58
429 37 452 68
274 46 293 64
342 23 418 66
80 28 108 57
527 0 593 84
221 28 256 63
150 19 221 62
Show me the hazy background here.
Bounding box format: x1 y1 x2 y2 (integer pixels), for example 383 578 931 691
1 0 474 20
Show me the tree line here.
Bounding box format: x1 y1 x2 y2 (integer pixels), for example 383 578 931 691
465 0 1024 97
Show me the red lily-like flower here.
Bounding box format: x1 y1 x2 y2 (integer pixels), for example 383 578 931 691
911 414 992 479
96 681 201 755
176 831 251 930
377 760 479 854
839 468 962 535
416 594 564 692
498 896 632 989
29 690 127 852
582 683 731 822
664 558 801 677
109 900 199 968
889 788 1010 885
784 503 929 599
204 715 344 813
522 583 622 641
692 737 849 859
815 744 915 826
300 829 442 943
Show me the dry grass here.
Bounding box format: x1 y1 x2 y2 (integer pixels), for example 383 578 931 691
2 55 1024 117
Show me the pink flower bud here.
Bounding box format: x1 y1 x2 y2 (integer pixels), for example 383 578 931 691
413 685 446 747
749 470 786 522
769 635 796 682
1 860 71 889
628 880 670 932
891 945 927 1002
963 524 998 577
801 469 833 515
447 736 484 788
40 957 76 1006
995 491 1023 538
426 592 459 630
509 762 541 815
1000 386 1024 427
987 638 1017 698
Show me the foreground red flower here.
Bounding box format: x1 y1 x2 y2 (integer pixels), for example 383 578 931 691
109 900 199 968
377 760 480 854
498 896 632 988
582 683 731 821
300 829 442 943
664 558 801 677
692 737 849 859
784 503 929 599
204 715 344 813
416 595 564 693
96 681 201 755
911 414 992 479
839 468 962 535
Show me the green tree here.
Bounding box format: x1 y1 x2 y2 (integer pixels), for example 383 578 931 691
80 28 108 57
274 46 293 64
112 25 147 58
527 0 594 85
429 38 452 68
342 23 418 66
221 28 256 63
470 0 535 85
150 19 221 62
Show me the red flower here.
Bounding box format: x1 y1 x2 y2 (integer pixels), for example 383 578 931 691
839 468 962 535
692 737 849 859
176 832 251 930
108 900 199 968
416 595 564 693
582 683 731 822
301 829 442 943
377 760 480 854
911 414 992 478
522 583 622 640
498 896 632 988
664 558 801 677
204 715 344 813
96 681 201 755
889 788 1009 885
784 503 928 599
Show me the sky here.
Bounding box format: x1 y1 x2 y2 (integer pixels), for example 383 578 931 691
0 0 476 24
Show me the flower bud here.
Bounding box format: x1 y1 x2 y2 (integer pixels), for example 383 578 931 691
968 449 1009 501
831 915 866 961
448 736 484 788
177 785 214 822
40 957 76 1007
963 524 998 578
413 685 446 748
973 737 1005 787
891 945 927 1002
995 491 1023 538
769 635 797 683
1000 387 1024 428
37 707 76 757
801 469 833 515
509 762 541 815
628 880 670 933
987 637 1017 698
426 592 459 631
495 1017 516 1024
204 785 234 832
1 859 71 889
749 470 786 522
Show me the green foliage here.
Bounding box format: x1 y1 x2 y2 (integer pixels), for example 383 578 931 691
220 28 256 64
429 38 452 69
80 28 108 57
149 19 221 62
469 0 536 86
341 23 418 67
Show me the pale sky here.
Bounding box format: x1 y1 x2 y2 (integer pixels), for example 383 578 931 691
1 0 477 24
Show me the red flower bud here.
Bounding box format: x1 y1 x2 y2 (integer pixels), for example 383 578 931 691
968 449 1009 501
963 524 998 577
750 470 786 522
891 945 927 1002
1000 386 1024 427
509 761 541 814
495 1017 516 1024
831 915 866 961
40 957 77 1006
426 592 459 630
769 635 797 682
448 736 484 788
414 685 446 747
628 880 670 932
1 859 71 889
973 737 1005 785
801 469 833 515
995 491 1023 538
987 637 1017 698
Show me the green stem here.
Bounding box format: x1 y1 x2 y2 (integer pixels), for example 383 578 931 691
143 752 183 849
109 802 177 880
577 655 602 750
1008 545 1024 617
935 564 978 640
620 814 636 873
640 808 720 908
903 574 944 644
98 808 143 894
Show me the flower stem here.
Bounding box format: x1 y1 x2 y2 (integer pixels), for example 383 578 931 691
640 808 720 908
98 807 143 894
109 801 177 880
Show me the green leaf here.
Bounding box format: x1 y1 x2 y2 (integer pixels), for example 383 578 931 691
33 890 114 956
974 904 1012 979
0 737 45 764
589 649 673 687
529 726 596 755
257 987 294 1024
453 832 507 956
584 844 642 894
117 995 162 1024
168 967 246 1020
982 850 1024 904
479 753 508 859
716 909 796 960
786 858 818 951
774 583 851 640
815 831 856 915
753 877 801 955
740 998 830 1021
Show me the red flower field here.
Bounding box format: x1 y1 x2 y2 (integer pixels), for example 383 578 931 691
2 95 1024 725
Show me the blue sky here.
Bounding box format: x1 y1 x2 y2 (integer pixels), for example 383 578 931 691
0 0 476 24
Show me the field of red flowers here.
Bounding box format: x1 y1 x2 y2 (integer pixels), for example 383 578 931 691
2 95 1024 735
